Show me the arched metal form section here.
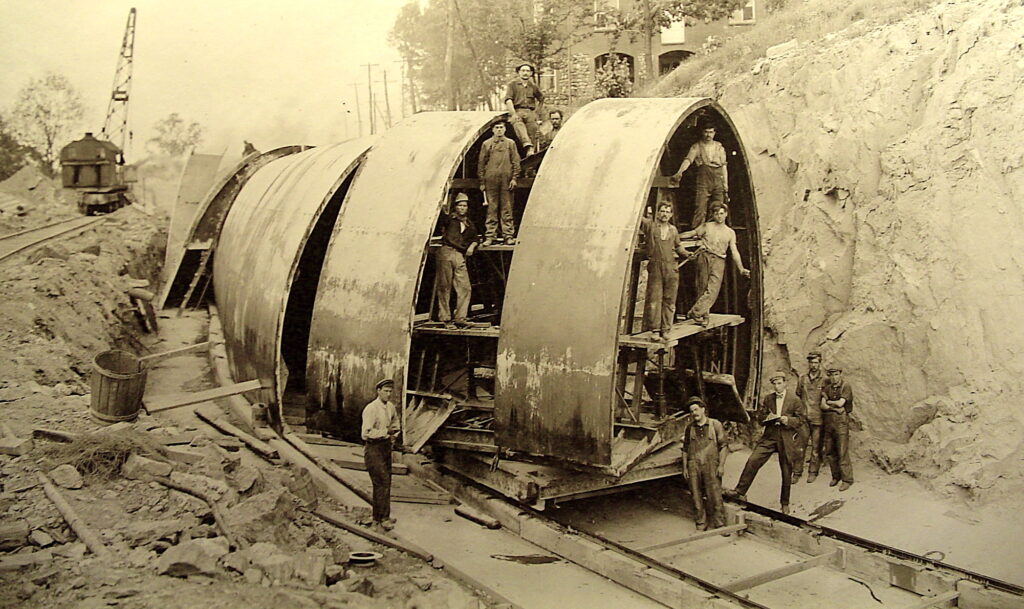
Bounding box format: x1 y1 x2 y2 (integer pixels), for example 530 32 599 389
307 111 501 433
213 140 372 415
497 98 762 467
158 145 306 309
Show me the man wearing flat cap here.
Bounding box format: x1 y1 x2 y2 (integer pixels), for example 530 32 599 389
681 397 729 532
820 366 855 491
434 191 479 328
362 378 400 530
795 351 826 483
729 370 805 514
504 63 544 155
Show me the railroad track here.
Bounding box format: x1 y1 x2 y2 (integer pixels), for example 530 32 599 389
0 216 105 263
439 473 1023 609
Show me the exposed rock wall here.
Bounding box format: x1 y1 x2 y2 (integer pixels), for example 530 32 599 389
666 0 1024 500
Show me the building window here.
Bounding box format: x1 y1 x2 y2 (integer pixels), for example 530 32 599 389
594 52 634 82
729 0 756 24
593 0 620 32
658 50 693 75
538 67 560 94
660 19 686 44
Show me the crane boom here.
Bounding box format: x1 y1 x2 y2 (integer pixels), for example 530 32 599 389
101 7 137 160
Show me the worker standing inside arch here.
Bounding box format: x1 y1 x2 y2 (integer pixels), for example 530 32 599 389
680 203 750 327
670 120 728 228
478 122 521 246
641 201 686 337
434 192 479 328
504 63 544 156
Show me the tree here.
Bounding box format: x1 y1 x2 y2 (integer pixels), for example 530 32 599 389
0 117 36 182
594 54 635 99
390 0 594 111
6 72 85 177
614 0 746 81
147 113 204 156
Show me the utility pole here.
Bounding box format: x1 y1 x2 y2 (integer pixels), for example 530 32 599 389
381 69 393 127
351 83 364 137
444 0 456 110
405 58 418 115
364 64 376 134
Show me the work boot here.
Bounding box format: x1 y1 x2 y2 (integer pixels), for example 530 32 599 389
839 481 853 492
444 321 456 330
695 520 706 531
791 471 802 484
382 517 397 530
781 504 790 515
806 473 817 483
829 478 840 487
505 236 516 245
482 238 494 247
454 320 470 329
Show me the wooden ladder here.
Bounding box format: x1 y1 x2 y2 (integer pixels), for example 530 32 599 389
177 247 212 317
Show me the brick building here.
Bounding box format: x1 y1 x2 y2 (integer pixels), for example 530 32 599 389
537 0 757 110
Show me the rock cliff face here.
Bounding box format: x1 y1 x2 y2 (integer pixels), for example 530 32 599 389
666 0 1024 500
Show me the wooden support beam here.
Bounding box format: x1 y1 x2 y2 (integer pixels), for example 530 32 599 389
900 590 960 609
313 508 433 563
37 473 112 561
139 341 218 364
144 379 267 414
194 405 278 459
724 548 842 593
32 428 79 443
638 523 748 552
282 433 373 505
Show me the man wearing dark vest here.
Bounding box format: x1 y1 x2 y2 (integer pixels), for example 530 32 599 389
730 370 805 514
821 366 855 490
434 192 478 328
795 351 826 483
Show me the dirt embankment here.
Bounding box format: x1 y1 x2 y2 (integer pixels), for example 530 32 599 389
661 0 1024 502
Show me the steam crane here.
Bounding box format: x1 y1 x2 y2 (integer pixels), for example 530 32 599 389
59 8 137 214
101 7 137 162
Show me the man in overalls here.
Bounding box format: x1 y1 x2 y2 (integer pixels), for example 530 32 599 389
641 201 686 336
670 121 729 228
821 366 855 491
681 397 729 532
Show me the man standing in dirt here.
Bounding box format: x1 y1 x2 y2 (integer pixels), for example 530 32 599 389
679 203 750 327
729 371 805 514
504 63 544 155
641 201 686 337
795 351 827 483
670 120 729 228
362 379 400 531
821 366 855 491
434 192 478 329
681 397 730 532
478 122 521 246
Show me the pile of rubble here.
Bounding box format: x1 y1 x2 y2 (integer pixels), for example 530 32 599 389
1 412 481 609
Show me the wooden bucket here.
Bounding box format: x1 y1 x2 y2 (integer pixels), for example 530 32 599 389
90 350 147 424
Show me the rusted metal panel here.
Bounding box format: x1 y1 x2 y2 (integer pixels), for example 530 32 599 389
497 98 716 466
307 111 499 436
157 146 305 309
213 140 371 411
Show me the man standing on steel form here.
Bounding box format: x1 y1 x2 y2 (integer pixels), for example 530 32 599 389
478 122 521 246
504 63 544 156
434 192 478 329
669 119 729 229
641 201 687 337
361 379 400 531
679 203 750 327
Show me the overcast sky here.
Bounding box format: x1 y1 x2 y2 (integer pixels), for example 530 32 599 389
0 0 411 158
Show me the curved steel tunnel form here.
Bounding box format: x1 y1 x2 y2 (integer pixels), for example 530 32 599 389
306 111 502 432
497 98 762 466
213 140 372 414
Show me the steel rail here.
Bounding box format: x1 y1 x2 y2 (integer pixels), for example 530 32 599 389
515 501 774 609
0 216 106 263
729 499 1024 596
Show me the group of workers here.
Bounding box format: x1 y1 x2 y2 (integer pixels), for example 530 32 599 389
683 356 857 532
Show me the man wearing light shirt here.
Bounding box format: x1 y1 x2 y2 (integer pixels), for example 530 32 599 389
729 370 805 514
362 378 400 531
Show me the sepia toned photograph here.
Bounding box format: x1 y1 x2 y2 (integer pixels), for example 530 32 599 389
0 1 1022 607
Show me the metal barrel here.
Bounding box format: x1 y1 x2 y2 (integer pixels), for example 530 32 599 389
89 350 147 424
